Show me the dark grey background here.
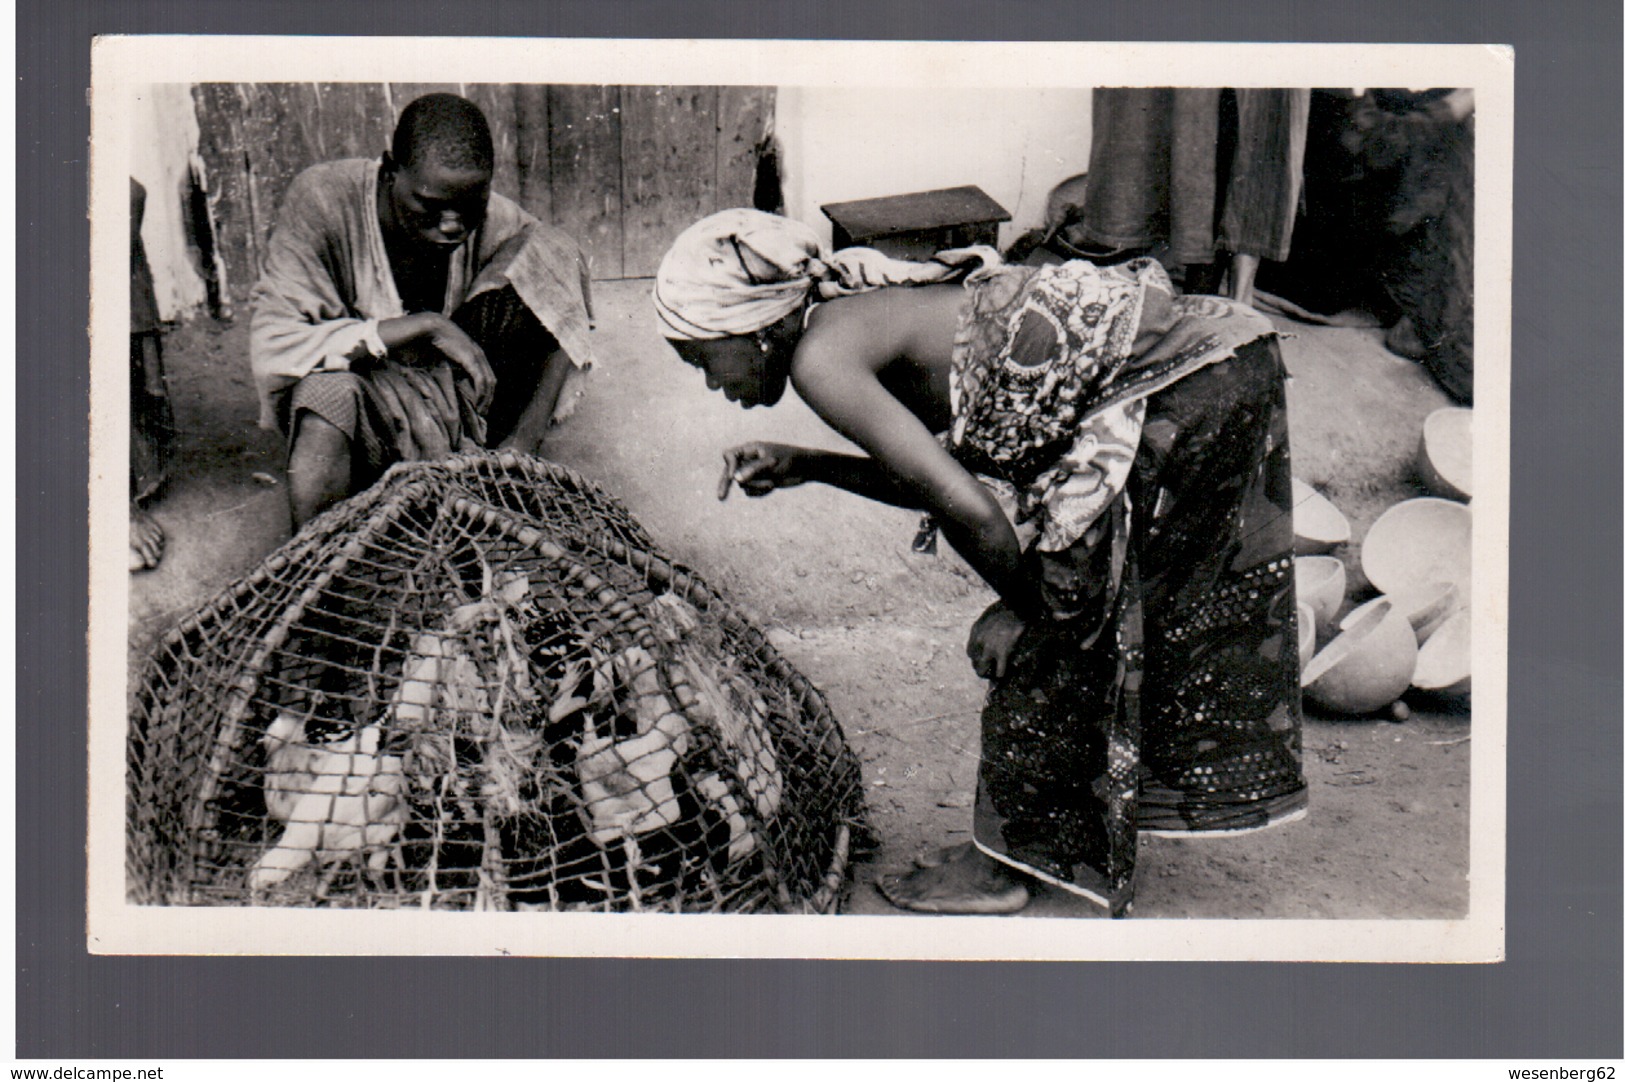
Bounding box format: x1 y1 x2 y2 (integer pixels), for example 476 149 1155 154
19 0 1621 1059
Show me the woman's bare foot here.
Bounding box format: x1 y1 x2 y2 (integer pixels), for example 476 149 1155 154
914 841 976 869
1384 315 1427 360
879 841 1030 914
130 505 164 571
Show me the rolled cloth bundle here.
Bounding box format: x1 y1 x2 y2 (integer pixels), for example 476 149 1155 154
364 359 487 461
652 208 1001 341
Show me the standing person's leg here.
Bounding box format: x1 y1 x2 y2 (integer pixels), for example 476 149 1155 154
130 331 176 570
973 573 1143 916
1163 88 1226 270
1130 338 1307 834
1219 89 1311 306
881 508 1145 917
1072 88 1222 267
1228 254 1262 308
130 176 177 570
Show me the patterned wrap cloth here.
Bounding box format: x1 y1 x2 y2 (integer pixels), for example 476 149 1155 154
945 259 1307 915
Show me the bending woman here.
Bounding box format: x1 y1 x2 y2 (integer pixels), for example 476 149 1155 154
653 210 1307 917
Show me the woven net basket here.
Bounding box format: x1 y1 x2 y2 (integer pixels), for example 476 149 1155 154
128 452 867 913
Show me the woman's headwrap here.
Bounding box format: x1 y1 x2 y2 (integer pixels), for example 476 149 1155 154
652 208 1000 341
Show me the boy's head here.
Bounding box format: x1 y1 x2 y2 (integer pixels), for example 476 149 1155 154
382 94 494 250
391 93 494 174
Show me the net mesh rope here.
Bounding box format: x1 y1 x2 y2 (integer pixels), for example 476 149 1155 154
128 452 867 913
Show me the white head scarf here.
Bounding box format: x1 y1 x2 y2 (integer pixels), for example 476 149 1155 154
652 208 999 341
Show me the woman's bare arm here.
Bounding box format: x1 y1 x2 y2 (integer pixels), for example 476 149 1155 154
721 443 924 508
788 306 1045 622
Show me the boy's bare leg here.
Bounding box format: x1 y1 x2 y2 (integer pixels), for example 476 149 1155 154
496 349 574 455
287 413 353 528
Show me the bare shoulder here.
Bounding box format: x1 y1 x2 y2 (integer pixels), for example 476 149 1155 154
800 285 961 365
787 298 899 434
812 283 960 322
794 293 892 378
803 289 894 339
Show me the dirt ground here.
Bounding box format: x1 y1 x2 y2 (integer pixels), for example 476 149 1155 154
129 277 1470 920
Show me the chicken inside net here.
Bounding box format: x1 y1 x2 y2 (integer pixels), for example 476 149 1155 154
126 452 866 913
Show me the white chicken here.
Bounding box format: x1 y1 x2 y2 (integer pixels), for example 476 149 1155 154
640 593 785 868
573 645 691 846
249 711 407 894
650 595 782 821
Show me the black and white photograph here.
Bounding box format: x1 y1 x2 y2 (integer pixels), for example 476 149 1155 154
88 37 1511 960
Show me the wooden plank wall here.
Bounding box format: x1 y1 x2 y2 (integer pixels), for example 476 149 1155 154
191 83 774 301
546 85 624 280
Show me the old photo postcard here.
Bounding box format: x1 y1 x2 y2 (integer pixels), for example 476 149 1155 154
88 36 1512 960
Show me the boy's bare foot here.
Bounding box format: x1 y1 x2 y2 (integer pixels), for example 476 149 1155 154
879 841 1030 914
130 506 164 572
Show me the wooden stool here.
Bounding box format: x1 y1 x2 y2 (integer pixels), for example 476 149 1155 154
821 185 1011 260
